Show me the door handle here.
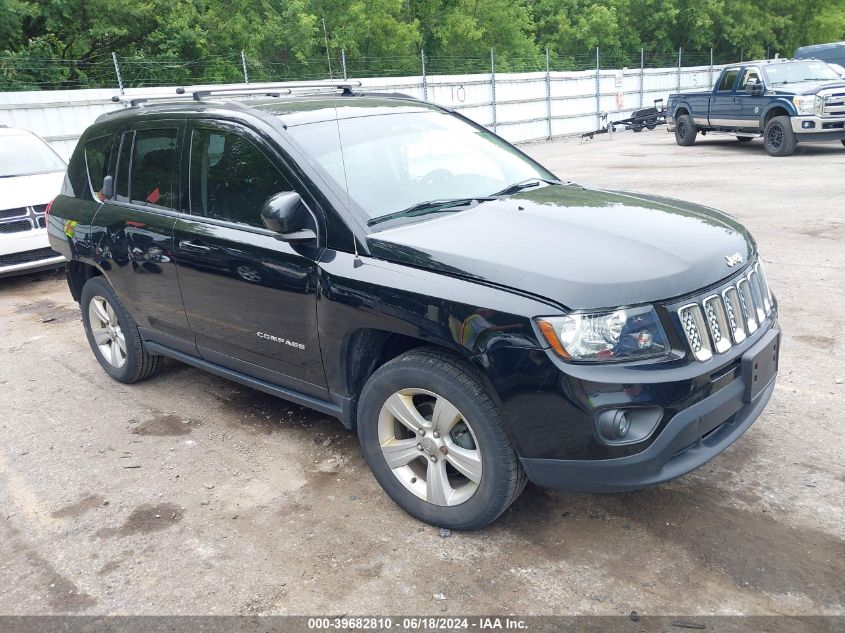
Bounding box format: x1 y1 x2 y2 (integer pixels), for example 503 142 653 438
179 240 212 252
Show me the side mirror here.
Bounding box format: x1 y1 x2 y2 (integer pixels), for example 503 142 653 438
100 175 114 200
261 191 316 242
749 81 764 96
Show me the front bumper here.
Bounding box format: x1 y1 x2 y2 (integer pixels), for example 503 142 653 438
791 115 845 140
0 230 65 278
519 327 778 492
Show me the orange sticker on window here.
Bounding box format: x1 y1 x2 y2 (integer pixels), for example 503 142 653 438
147 187 160 204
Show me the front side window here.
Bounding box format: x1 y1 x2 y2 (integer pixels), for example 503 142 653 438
739 69 762 92
717 68 740 91
189 128 293 227
0 132 65 178
286 111 553 222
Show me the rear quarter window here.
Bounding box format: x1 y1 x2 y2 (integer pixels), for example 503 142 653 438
84 135 115 201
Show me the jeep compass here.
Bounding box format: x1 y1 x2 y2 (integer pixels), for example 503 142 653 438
48 84 780 529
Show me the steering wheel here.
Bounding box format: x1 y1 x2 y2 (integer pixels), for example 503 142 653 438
420 169 453 187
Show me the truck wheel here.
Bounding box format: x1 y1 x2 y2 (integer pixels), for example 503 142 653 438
80 276 162 383
674 114 697 146
763 116 797 156
357 349 526 530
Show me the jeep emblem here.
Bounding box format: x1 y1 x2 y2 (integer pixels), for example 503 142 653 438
724 253 743 267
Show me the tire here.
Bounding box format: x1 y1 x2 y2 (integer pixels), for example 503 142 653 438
646 123 657 130
674 114 697 146
357 349 526 530
763 116 797 156
841 140 845 149
632 126 643 133
80 276 162 383
736 136 753 143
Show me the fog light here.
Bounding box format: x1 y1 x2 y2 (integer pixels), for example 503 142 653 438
595 406 663 445
802 120 815 129
597 409 631 441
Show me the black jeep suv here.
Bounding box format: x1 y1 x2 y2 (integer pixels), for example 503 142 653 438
48 84 780 529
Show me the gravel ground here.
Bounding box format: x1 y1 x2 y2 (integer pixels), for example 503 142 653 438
0 130 843 617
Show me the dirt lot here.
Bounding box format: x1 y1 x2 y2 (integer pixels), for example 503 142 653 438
1 130 843 617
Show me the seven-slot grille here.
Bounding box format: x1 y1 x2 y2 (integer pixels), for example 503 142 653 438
0 205 49 234
678 261 773 362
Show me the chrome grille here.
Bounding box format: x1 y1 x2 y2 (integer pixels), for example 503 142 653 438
721 286 746 344
821 91 845 117
0 205 48 234
702 295 732 354
677 261 774 361
679 304 712 362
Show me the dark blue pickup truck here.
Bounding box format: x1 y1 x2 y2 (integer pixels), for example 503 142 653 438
667 59 845 156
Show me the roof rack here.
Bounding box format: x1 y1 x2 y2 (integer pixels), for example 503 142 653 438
111 81 363 107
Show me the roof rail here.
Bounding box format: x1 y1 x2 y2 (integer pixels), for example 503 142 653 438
111 81 363 107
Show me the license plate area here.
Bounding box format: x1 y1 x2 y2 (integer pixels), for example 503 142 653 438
741 328 780 403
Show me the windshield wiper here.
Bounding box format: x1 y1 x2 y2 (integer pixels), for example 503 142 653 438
367 197 496 227
491 177 564 197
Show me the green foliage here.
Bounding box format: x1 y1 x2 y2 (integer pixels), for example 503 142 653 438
1 0 844 89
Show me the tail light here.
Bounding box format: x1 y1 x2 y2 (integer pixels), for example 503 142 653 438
45 197 56 217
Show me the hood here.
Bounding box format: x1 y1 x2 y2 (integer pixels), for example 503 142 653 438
772 80 845 95
367 185 755 310
0 171 65 210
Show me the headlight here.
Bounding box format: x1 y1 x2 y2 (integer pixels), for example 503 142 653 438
537 305 670 362
792 96 815 115
814 95 825 117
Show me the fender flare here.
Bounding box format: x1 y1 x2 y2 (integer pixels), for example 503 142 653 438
759 98 797 128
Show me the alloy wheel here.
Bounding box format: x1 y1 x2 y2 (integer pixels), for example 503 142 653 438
377 388 482 506
88 295 127 368
767 123 784 150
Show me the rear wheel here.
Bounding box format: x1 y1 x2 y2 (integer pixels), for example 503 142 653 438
357 349 526 530
674 114 697 146
80 276 162 383
763 116 797 156
736 136 753 143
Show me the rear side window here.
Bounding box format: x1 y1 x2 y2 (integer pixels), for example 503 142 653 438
84 135 114 200
189 128 293 227
130 129 179 209
717 68 740 91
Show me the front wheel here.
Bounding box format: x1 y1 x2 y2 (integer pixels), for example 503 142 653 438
357 349 526 530
763 116 797 156
674 114 697 146
841 140 845 149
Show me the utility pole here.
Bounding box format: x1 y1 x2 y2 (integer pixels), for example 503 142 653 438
241 50 249 84
322 18 333 79
420 49 428 101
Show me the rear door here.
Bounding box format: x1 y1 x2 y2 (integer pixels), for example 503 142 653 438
708 67 742 128
91 120 195 353
173 120 327 397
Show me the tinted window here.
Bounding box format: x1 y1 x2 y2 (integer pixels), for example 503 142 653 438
84 135 114 200
115 131 133 201
717 68 740 91
130 129 179 209
189 128 293 227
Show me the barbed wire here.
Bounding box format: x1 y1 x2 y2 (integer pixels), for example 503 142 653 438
0 49 742 91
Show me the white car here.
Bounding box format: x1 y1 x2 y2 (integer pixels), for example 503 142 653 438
0 126 67 277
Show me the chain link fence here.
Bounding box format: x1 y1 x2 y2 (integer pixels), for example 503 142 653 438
0 48 743 92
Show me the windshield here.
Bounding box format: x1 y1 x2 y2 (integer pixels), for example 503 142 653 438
286 110 554 221
0 132 66 178
763 61 840 84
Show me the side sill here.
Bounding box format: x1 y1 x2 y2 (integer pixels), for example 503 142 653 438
144 341 349 426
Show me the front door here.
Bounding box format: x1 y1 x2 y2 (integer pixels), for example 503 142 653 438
91 121 195 353
734 67 765 131
709 66 742 128
173 121 327 397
